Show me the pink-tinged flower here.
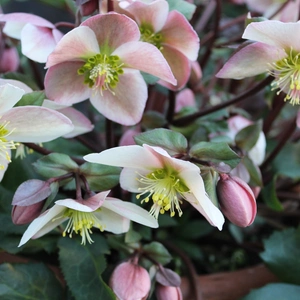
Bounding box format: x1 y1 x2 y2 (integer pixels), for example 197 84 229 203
45 13 176 126
217 174 257 227
245 0 300 22
0 46 19 73
84 144 224 230
119 127 141 146
118 0 200 90
19 191 158 246
0 83 73 181
175 88 196 113
0 13 63 63
110 261 151 300
156 285 183 300
216 20 300 105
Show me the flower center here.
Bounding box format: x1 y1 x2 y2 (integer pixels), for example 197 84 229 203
269 48 300 105
136 168 189 218
77 54 124 95
62 208 104 245
0 120 18 169
140 25 163 50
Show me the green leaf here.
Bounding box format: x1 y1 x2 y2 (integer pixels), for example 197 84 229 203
202 170 219 207
58 236 115 300
235 123 261 152
0 263 63 300
143 241 172 266
166 0 196 20
33 153 78 178
79 162 121 191
176 219 214 240
189 141 241 171
15 91 45 107
260 227 300 285
261 175 283 211
134 128 188 155
142 111 166 129
242 156 263 187
241 283 300 300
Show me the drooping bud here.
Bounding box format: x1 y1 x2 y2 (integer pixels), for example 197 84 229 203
217 174 257 227
12 202 44 225
156 284 183 300
76 0 98 16
109 261 151 300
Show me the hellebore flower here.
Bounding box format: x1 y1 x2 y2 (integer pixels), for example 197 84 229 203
216 20 300 105
0 13 63 63
84 144 224 230
156 285 183 300
245 0 300 22
19 191 158 246
217 174 257 227
0 83 73 181
45 13 176 126
110 260 151 300
117 0 199 90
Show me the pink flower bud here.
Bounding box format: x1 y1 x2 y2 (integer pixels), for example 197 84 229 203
156 284 183 300
12 202 44 225
77 0 98 16
109 261 151 300
0 47 19 73
217 174 257 227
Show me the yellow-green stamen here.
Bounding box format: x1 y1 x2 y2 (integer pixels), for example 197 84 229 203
136 168 189 218
269 47 300 105
140 25 163 50
77 54 124 95
0 121 19 169
62 209 104 245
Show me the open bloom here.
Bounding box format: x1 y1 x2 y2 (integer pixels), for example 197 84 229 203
0 13 63 63
45 13 176 125
0 83 73 181
117 0 199 90
19 191 158 246
84 144 224 230
216 20 300 105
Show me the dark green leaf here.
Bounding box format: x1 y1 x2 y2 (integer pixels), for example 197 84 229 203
261 175 283 211
243 156 263 187
79 162 120 191
58 235 114 300
260 227 300 284
142 111 166 129
166 0 196 20
134 128 188 155
15 91 45 107
235 123 261 152
241 283 300 300
0 263 63 300
189 141 240 171
143 241 172 265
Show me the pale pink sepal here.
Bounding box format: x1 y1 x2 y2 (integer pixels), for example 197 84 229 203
113 41 176 85
216 42 286 79
0 79 33 93
89 69 148 126
0 84 25 113
0 151 10 182
160 10 199 61
46 26 100 68
3 106 74 142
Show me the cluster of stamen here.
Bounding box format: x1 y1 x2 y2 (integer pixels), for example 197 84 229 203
0 121 18 169
77 54 124 95
269 47 300 105
136 168 189 218
140 25 163 50
62 208 104 245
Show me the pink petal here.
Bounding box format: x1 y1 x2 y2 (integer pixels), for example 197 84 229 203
46 26 100 68
243 20 300 50
21 24 58 63
81 13 141 54
4 106 74 142
114 41 176 85
216 42 286 79
158 45 191 90
89 69 147 125
175 88 196 112
0 84 25 113
45 61 91 105
123 0 169 32
160 10 199 61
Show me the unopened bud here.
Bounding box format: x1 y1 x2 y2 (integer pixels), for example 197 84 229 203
217 174 257 227
156 284 183 300
109 261 151 300
12 202 44 225
77 0 98 16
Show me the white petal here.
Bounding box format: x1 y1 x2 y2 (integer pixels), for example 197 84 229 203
0 84 25 114
102 198 158 228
